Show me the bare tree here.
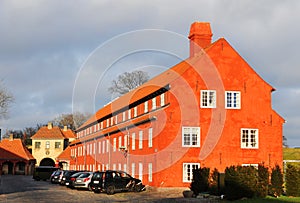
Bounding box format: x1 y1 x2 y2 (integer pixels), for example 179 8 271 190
0 81 14 118
108 70 150 95
52 112 92 130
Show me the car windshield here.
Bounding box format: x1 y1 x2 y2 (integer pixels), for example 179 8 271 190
71 172 83 178
54 170 62 175
92 172 103 179
78 173 91 178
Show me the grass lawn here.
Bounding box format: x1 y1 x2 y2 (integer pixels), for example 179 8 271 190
224 196 300 202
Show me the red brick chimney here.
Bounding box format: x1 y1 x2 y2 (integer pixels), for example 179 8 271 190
188 22 212 57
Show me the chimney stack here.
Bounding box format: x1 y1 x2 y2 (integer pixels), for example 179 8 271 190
9 133 13 141
188 22 212 57
47 122 53 130
63 126 68 131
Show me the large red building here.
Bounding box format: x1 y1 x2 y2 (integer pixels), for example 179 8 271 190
69 22 284 187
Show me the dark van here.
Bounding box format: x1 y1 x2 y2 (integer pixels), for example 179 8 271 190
33 166 60 181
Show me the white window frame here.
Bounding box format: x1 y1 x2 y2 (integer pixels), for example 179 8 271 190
139 162 143 181
183 163 200 182
182 127 200 147
106 140 109 153
132 133 136 150
225 91 241 109
128 109 131 120
134 106 138 117
122 112 125 122
148 163 153 182
45 141 50 149
144 101 148 113
118 136 122 151
132 163 135 178
200 90 216 108
113 138 117 152
139 130 143 149
160 93 165 106
98 141 101 154
102 140 105 154
148 128 153 148
152 97 156 110
115 115 118 124
241 128 259 149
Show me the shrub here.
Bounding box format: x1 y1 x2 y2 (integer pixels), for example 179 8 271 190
190 167 210 196
286 164 300 197
256 164 269 198
224 165 258 200
269 165 283 197
209 168 219 195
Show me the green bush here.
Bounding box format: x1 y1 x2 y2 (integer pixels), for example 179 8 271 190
256 164 269 197
209 168 219 195
269 165 283 197
286 164 300 197
225 165 259 200
190 167 210 196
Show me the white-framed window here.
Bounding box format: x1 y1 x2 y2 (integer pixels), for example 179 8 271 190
132 133 136 150
113 164 116 170
102 141 105 154
144 101 148 113
148 163 153 182
139 162 143 181
160 93 165 106
139 130 143 149
45 141 50 149
123 112 126 122
106 140 109 153
152 97 156 110
115 115 118 124
242 164 259 169
241 128 259 149
93 142 96 154
98 142 101 154
132 163 135 178
118 136 122 151
128 109 131 120
124 164 127 172
200 90 216 108
106 164 109 170
111 117 114 126
90 143 93 155
124 135 128 149
106 119 109 127
100 122 103 129
148 128 153 148
183 163 200 182
226 91 241 109
134 106 138 117
113 138 117 152
182 127 200 147
87 144 90 155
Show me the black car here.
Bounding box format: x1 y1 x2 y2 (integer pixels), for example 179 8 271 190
59 170 77 185
90 170 145 195
50 170 65 184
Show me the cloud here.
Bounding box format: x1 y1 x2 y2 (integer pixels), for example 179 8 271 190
0 0 299 147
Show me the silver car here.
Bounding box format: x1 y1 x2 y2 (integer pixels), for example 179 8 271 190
73 172 93 190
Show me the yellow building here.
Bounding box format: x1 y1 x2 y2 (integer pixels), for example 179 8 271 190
31 123 76 167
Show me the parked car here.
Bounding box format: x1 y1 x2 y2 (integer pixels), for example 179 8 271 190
73 172 93 190
50 170 65 184
90 170 145 195
66 171 85 188
59 170 77 186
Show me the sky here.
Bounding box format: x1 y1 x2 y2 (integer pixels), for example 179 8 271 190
0 0 299 147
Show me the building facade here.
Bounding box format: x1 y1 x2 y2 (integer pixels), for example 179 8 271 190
31 123 76 167
69 22 284 187
0 135 35 175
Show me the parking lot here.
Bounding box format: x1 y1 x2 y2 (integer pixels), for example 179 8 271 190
0 175 204 203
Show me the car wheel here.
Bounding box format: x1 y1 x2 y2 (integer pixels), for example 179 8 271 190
88 184 92 191
106 185 115 195
134 184 142 192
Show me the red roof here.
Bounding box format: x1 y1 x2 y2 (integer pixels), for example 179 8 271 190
56 146 71 161
0 139 35 161
31 126 75 140
62 129 76 139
